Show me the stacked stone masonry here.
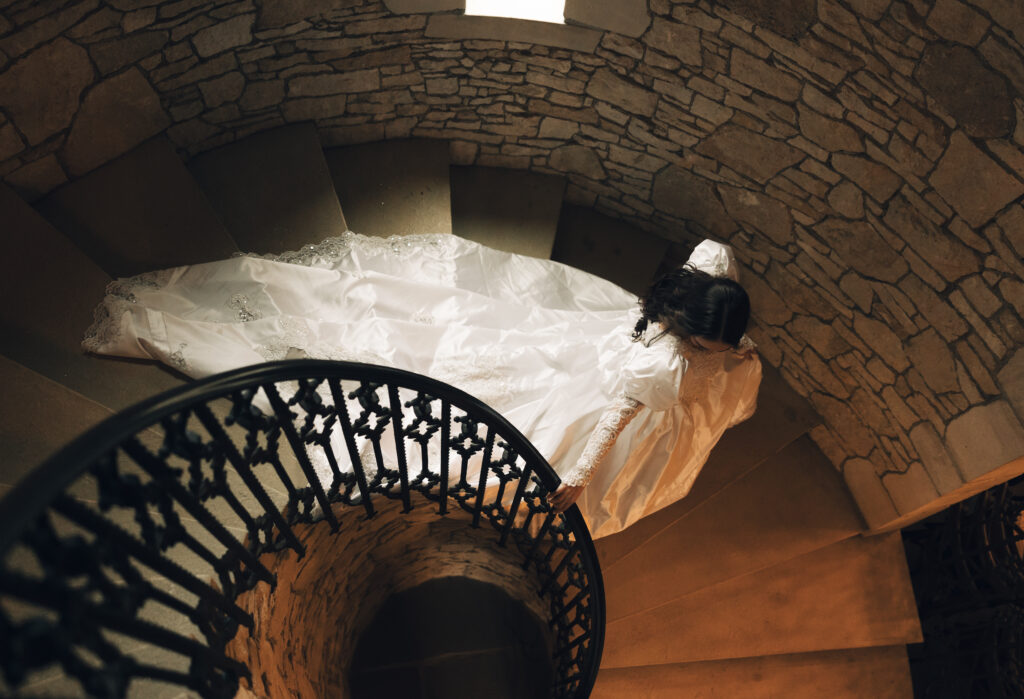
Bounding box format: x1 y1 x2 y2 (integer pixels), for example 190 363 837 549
1 0 1023 527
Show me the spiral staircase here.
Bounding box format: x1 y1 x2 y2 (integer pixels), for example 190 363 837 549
0 123 923 697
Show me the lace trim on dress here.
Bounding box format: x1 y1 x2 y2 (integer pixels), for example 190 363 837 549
560 392 641 487
237 231 463 268
82 271 170 353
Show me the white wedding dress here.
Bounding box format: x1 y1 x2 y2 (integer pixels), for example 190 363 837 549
83 232 761 539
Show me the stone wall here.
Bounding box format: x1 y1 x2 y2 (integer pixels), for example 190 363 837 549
1 0 1023 527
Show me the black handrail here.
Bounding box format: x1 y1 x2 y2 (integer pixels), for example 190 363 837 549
0 360 605 698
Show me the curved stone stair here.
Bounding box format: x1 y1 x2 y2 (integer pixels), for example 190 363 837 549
0 124 922 697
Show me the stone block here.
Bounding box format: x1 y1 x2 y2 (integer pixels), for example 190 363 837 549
89 30 168 75
909 422 965 494
718 184 792 245
927 0 990 45
731 48 801 102
259 0 367 28
946 400 1024 481
718 0 817 39
827 180 864 218
882 462 941 514
586 68 657 117
199 71 245 108
815 218 907 283
999 349 1024 424
289 69 380 96
930 130 1024 228
62 68 170 177
915 43 1014 138
798 103 862 153
644 17 701 66
831 153 901 203
906 328 959 394
192 13 254 58
853 314 910 371
0 38 94 146
549 144 605 179
652 167 737 237
239 79 285 111
884 195 977 283
697 124 804 184
565 0 650 37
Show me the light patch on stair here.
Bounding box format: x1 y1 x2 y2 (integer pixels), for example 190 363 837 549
465 0 565 23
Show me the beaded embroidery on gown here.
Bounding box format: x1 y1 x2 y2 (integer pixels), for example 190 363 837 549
83 232 761 538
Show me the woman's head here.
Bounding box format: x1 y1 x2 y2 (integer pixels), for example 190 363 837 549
633 266 751 348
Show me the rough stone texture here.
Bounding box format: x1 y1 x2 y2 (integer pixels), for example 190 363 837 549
228 499 553 699
946 401 1024 481
644 17 702 66
0 38 94 145
653 167 736 237
565 0 650 39
719 185 792 245
62 68 171 176
0 0 1022 530
930 131 1024 228
549 145 605 179
815 218 907 283
718 0 818 39
915 43 1015 139
697 125 804 184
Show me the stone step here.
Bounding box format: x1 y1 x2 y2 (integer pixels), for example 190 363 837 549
36 137 238 278
592 645 914 698
0 354 117 492
550 204 670 295
450 166 564 259
188 123 347 255
0 185 181 410
602 532 922 668
602 435 865 623
324 139 452 238
595 362 821 570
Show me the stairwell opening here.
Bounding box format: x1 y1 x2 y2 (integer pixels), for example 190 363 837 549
350 576 554 698
226 498 556 699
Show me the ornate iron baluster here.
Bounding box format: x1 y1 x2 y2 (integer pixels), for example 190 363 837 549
263 382 338 531
387 384 412 512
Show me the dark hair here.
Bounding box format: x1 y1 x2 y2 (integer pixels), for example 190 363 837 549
633 265 751 346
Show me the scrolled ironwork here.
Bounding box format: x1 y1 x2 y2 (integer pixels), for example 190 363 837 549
903 474 1024 698
0 360 605 698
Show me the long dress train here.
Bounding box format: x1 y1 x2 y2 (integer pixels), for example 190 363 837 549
83 232 761 539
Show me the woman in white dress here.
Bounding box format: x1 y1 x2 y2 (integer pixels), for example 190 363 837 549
83 233 760 539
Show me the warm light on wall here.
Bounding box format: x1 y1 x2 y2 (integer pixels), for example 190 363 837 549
464 0 565 24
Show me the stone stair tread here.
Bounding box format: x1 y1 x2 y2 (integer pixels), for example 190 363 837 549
601 532 922 668
450 166 564 259
324 139 452 238
0 355 116 490
0 185 181 410
550 204 669 295
602 435 865 622
188 122 347 255
596 363 821 569
36 137 238 278
592 645 914 698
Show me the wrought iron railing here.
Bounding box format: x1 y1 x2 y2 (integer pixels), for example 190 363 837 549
902 474 1024 698
0 360 605 698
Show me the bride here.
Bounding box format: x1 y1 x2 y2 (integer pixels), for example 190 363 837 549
83 232 761 539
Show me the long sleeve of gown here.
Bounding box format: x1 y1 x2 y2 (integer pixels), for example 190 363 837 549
560 331 685 487
561 393 642 487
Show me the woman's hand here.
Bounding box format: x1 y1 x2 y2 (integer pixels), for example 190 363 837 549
549 484 585 513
